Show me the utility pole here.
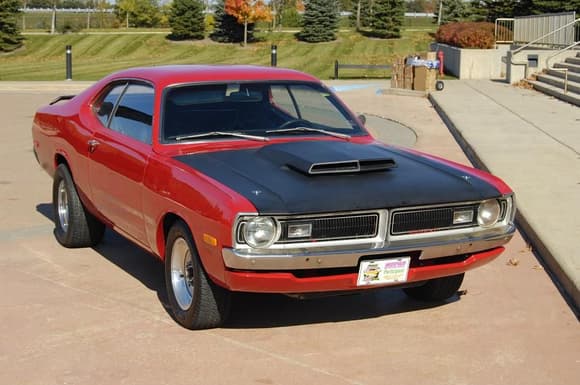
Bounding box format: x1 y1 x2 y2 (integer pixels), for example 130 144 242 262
437 0 443 25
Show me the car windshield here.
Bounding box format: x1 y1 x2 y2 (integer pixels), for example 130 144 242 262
162 81 365 142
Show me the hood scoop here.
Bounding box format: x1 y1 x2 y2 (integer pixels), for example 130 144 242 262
258 141 397 176
309 159 396 174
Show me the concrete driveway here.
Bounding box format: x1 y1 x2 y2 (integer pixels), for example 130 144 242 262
0 86 578 385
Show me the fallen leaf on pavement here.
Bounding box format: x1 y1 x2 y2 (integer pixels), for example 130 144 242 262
507 258 520 266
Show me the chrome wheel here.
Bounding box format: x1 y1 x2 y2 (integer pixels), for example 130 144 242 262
57 179 69 232
170 237 194 311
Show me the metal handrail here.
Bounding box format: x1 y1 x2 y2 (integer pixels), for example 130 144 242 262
545 68 569 93
544 40 580 94
546 40 580 69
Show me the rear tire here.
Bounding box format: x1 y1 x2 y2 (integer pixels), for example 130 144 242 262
435 80 445 91
403 273 464 301
164 220 230 329
52 164 105 248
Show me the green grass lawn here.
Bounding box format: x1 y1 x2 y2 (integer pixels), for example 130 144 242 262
0 29 434 81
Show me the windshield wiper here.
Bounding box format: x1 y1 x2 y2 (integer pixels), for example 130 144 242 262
174 131 269 142
266 127 351 140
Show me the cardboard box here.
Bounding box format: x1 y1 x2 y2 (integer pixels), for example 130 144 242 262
404 66 414 89
413 66 427 91
413 66 437 91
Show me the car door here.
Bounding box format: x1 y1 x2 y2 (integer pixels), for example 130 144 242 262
88 81 154 247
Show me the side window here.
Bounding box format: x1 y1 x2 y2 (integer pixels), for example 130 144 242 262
270 85 298 118
109 84 154 144
95 83 126 127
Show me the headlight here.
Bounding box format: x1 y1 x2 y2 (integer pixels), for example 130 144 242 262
478 199 501 227
242 217 279 248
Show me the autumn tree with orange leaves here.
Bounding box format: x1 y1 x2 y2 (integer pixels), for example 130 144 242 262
225 0 272 46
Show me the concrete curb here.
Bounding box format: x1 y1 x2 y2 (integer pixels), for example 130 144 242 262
428 93 580 316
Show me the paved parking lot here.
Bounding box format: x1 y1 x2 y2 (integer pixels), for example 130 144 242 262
0 86 578 385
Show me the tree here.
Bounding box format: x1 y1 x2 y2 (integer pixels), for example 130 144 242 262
225 0 272 46
117 0 137 28
211 0 254 43
517 0 580 15
168 0 205 40
470 1 580 21
115 0 161 28
434 0 470 24
351 0 375 31
470 1 516 21
271 0 304 29
406 0 426 13
371 0 404 38
298 0 339 42
0 0 24 52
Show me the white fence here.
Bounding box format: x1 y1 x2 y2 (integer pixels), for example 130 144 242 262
514 12 576 46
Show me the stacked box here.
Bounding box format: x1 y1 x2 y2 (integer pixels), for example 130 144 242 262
404 65 413 90
390 58 405 89
413 66 438 91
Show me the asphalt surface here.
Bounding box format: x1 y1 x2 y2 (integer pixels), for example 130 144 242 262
0 81 578 385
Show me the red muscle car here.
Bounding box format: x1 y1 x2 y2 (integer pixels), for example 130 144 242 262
32 65 516 329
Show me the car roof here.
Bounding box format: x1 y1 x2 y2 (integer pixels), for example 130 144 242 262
105 65 321 88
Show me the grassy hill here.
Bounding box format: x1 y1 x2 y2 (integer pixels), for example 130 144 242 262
0 30 434 81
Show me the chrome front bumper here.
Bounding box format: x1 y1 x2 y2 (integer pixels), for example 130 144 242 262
222 224 516 270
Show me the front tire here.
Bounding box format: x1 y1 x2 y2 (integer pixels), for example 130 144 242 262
403 273 464 301
52 164 105 248
164 220 230 329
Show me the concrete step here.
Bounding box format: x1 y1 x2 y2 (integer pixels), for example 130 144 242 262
554 62 580 73
546 68 580 83
536 73 580 94
527 80 580 107
565 56 580 65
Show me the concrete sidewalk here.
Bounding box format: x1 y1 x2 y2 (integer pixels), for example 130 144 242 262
429 80 580 312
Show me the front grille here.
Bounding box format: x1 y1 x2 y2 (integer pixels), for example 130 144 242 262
278 213 379 243
391 204 479 235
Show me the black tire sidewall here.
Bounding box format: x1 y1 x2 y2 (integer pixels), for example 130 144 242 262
164 221 202 327
52 164 105 248
52 165 75 246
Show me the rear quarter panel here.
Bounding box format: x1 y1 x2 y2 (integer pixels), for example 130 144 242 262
32 97 94 204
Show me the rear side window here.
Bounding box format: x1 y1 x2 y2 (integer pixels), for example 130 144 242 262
109 84 154 144
95 83 126 127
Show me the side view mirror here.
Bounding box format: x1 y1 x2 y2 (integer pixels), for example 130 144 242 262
358 114 366 125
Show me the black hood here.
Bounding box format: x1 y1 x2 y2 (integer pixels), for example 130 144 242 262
175 141 500 214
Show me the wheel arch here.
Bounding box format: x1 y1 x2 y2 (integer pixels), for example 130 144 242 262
157 212 188 261
55 153 70 171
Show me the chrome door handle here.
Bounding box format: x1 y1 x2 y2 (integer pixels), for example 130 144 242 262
88 139 100 153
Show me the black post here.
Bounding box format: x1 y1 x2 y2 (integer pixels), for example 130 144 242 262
334 60 339 79
271 44 277 67
65 45 72 81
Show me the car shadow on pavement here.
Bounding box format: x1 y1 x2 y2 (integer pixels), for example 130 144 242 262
226 291 454 329
35 203 170 312
36 202 458 329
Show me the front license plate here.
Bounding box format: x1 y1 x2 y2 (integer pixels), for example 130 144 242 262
357 257 411 286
